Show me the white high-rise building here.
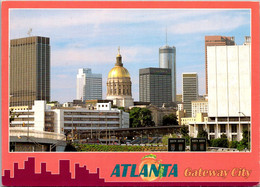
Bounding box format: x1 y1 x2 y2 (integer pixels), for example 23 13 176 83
76 68 102 101
189 37 251 142
159 45 176 102
208 42 251 118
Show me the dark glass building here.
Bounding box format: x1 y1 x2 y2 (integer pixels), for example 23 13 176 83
10 36 50 106
139 68 172 107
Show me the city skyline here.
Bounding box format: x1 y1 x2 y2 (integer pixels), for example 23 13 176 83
10 9 250 103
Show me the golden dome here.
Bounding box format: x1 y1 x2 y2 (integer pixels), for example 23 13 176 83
108 66 130 78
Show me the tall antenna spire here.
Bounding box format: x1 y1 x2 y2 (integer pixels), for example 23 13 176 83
166 26 168 46
27 28 32 37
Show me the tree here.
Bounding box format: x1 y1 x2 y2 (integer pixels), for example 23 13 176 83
237 130 250 151
117 107 125 112
162 114 178 126
162 134 178 145
129 107 155 128
197 130 208 140
221 134 227 139
210 138 228 148
197 129 210 147
64 143 77 152
129 107 141 128
139 108 154 127
180 125 189 137
180 125 190 145
9 109 19 124
229 141 239 148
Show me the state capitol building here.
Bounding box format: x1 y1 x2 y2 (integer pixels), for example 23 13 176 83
106 48 134 107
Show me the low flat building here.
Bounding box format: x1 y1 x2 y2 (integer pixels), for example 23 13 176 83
9 101 66 152
56 105 129 138
176 110 186 125
85 99 114 110
10 100 129 140
181 113 208 136
188 120 249 141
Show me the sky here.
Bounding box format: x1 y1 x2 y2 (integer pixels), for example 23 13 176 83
9 9 250 103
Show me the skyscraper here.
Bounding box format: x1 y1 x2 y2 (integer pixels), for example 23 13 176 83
205 36 235 94
10 36 50 107
76 68 102 101
139 67 172 107
207 38 251 119
206 36 251 141
182 73 198 117
159 45 176 102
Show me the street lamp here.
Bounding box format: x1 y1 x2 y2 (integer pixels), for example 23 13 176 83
27 106 30 140
71 114 74 142
238 112 250 151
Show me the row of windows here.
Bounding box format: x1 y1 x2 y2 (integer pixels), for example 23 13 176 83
202 124 248 133
64 124 119 128
64 112 118 116
64 118 119 121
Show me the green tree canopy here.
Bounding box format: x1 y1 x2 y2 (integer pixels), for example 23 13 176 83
210 137 228 148
117 107 125 111
129 107 155 128
180 125 189 137
162 114 178 126
237 129 250 151
180 125 190 145
197 129 208 141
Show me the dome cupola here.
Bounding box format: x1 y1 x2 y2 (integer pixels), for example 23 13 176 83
108 47 130 78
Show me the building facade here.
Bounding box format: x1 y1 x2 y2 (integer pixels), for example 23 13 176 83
177 103 184 111
189 37 251 141
10 100 130 139
76 68 102 101
147 105 176 126
159 45 176 102
205 36 235 94
182 73 198 117
106 49 134 108
191 100 208 118
10 36 50 106
176 94 182 102
139 68 172 107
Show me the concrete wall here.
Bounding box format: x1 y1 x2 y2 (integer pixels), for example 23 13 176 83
53 109 64 134
33 101 46 131
207 45 251 117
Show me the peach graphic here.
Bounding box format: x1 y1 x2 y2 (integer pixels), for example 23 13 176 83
139 154 163 181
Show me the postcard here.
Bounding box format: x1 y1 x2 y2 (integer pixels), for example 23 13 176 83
2 1 259 186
